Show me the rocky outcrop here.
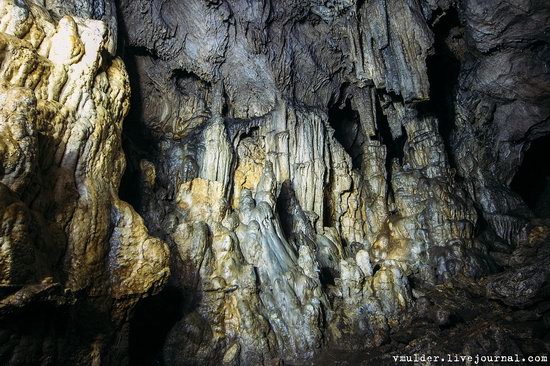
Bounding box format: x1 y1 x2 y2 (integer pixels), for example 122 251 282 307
309 221 550 365
0 0 548 365
0 1 169 364
116 0 549 364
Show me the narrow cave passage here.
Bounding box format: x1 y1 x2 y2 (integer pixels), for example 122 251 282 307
129 286 183 365
118 42 185 366
511 135 550 218
328 98 365 171
118 46 157 211
325 98 365 231
426 7 462 169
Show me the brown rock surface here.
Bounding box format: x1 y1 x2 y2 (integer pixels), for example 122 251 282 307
0 1 169 364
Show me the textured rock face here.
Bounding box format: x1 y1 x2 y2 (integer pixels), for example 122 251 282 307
0 1 169 364
116 0 549 364
0 0 549 365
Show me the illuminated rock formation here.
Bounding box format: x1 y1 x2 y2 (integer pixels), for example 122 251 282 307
117 0 549 364
0 1 168 364
1 0 549 365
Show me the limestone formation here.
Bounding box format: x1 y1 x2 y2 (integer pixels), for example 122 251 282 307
0 1 169 364
115 0 550 364
1 0 549 365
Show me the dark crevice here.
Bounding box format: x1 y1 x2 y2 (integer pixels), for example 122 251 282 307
328 98 365 170
510 135 550 218
116 1 163 211
323 170 335 228
118 47 160 211
129 286 184 366
426 7 462 169
372 92 407 205
330 82 351 108
120 44 185 366
396 126 407 163
171 69 211 100
222 88 230 117
438 313 463 330
119 25 173 207
373 93 407 165
238 125 260 141
118 52 160 212
276 180 296 242
319 267 336 286
172 68 205 85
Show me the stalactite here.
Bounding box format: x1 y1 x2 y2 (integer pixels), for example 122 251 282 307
0 0 549 365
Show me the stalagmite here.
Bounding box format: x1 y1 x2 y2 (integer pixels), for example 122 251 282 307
0 0 549 365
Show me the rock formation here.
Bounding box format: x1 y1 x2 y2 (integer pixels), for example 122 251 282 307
0 1 169 364
0 0 549 365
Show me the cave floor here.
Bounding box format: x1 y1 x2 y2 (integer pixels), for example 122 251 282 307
301 223 550 366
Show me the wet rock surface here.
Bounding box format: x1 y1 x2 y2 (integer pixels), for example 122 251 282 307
0 0 169 364
0 0 549 365
311 221 550 365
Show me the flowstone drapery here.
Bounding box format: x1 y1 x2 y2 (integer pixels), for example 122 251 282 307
0 1 549 365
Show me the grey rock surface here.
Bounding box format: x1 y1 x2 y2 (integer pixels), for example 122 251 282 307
0 0 548 365
116 0 550 364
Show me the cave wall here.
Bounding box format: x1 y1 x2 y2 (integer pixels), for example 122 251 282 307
0 1 168 364
116 0 550 364
0 0 548 365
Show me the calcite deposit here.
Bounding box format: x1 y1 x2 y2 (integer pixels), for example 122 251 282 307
0 0 549 365
0 0 168 364
117 0 550 364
